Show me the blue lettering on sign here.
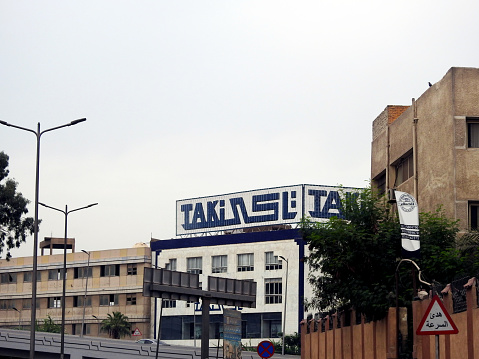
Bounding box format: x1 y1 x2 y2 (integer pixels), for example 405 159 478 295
308 190 345 219
181 191 298 230
307 190 359 219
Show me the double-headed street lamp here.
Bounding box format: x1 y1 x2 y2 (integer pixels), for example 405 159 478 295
39 202 98 359
0 118 86 359
279 255 289 356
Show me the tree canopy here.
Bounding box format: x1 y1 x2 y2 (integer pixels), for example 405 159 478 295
300 186 475 320
0 151 35 260
101 311 132 339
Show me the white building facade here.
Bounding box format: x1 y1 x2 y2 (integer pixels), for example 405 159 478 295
150 184 356 346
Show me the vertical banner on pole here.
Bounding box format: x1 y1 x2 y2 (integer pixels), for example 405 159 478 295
395 191 420 259
223 308 242 359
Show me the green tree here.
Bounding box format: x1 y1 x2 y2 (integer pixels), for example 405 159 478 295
0 151 35 260
101 311 132 339
301 186 465 320
37 315 62 333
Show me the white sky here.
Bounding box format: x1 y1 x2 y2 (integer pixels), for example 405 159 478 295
2 0 479 258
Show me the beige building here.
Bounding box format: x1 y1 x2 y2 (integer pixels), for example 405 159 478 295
371 67 479 230
0 240 151 339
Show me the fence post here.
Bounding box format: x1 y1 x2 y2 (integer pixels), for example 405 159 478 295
465 278 476 359
301 319 306 359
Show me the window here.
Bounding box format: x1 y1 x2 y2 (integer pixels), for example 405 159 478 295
48 297 62 308
127 264 137 275
187 257 202 274
265 278 282 304
263 319 282 338
126 294 137 305
373 171 386 196
0 300 15 310
100 264 120 277
165 259 177 271
100 294 118 306
212 255 227 273
186 301 198 308
467 118 479 147
73 323 91 336
237 253 254 272
1 273 17 284
163 299 177 308
22 299 39 309
73 296 91 307
74 267 92 279
470 202 479 229
395 152 414 186
265 252 282 270
23 271 41 283
48 269 66 281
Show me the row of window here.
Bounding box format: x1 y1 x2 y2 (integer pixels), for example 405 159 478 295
165 252 283 274
0 294 138 310
160 312 282 340
0 264 138 284
161 277 283 308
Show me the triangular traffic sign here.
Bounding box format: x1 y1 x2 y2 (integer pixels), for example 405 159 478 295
132 327 142 336
416 295 459 335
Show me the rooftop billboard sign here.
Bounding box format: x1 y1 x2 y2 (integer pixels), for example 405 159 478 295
176 184 358 236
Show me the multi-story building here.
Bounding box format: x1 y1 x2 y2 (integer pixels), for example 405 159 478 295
151 228 304 346
371 67 479 231
0 239 151 339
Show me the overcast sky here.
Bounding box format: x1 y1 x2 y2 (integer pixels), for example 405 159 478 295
2 1 479 258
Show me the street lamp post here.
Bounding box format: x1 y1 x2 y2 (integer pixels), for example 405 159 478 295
80 249 91 338
279 256 289 356
39 202 98 359
92 315 100 336
12 307 21 329
0 118 86 359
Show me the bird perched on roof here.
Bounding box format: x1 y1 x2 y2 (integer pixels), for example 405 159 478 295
428 82 432 87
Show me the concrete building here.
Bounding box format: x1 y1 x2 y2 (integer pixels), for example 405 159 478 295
0 240 151 339
371 67 479 231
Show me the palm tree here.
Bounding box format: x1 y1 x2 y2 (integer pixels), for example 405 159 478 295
100 311 132 339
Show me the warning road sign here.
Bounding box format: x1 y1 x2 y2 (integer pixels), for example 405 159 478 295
416 295 458 335
132 327 142 336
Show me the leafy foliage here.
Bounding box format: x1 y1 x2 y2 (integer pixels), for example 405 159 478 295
0 151 35 260
301 186 466 320
101 311 132 339
37 315 62 333
455 230 479 276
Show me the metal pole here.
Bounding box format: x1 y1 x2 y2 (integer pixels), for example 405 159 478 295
61 205 68 358
80 250 90 337
201 296 211 359
279 256 289 356
38 201 98 358
0 118 86 359
31 123 41 359
92 315 100 336
13 307 21 329
155 299 164 359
